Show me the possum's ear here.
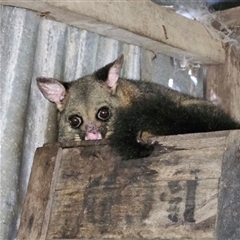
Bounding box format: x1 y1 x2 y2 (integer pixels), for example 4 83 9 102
107 54 124 88
36 77 68 111
95 55 124 88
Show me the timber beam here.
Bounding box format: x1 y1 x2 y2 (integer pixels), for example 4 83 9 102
1 0 225 64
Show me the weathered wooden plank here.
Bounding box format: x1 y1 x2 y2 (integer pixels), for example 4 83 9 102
1 0 225 64
49 180 217 239
206 47 240 122
56 145 224 192
215 6 240 28
16 143 62 240
46 131 233 239
216 130 240 240
17 130 240 239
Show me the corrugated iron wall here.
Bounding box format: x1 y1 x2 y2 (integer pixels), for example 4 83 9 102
0 5 204 239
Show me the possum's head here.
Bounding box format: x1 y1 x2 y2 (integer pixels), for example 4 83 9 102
37 55 124 141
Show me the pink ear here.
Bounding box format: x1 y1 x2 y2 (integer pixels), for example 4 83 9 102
36 77 66 104
106 55 124 88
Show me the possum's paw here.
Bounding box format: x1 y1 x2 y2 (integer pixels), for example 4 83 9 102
120 142 155 160
110 133 156 160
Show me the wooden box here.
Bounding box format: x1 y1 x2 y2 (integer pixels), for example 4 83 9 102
17 130 240 240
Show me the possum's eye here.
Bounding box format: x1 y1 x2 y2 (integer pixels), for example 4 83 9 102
97 107 111 121
68 115 82 128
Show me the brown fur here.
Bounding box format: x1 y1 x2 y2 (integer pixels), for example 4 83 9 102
37 55 240 159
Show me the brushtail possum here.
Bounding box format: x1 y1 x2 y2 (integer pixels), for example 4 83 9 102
37 55 240 159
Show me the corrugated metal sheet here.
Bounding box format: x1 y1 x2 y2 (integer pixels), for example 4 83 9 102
0 6 143 240
0 5 204 240
1 6 40 240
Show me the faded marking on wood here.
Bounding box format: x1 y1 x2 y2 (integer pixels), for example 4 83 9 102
1 0 225 64
46 132 231 239
16 130 240 239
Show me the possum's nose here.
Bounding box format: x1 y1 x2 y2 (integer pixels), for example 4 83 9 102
85 122 102 140
86 122 95 131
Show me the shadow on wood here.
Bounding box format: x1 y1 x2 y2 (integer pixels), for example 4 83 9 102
17 130 240 240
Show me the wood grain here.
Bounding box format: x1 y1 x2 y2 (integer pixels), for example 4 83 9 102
1 0 225 64
215 130 240 240
16 143 62 240
206 46 240 122
16 130 240 239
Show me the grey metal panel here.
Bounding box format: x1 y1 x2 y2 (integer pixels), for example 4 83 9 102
152 54 205 97
0 6 40 240
0 6 142 240
19 17 67 210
